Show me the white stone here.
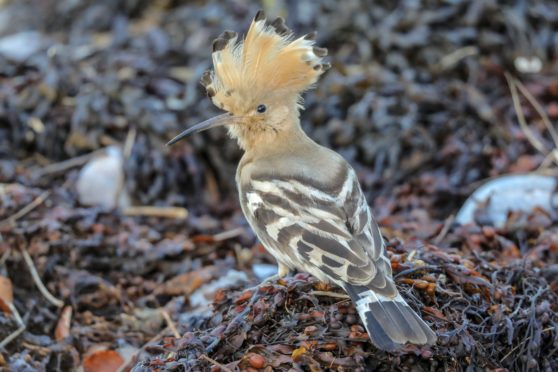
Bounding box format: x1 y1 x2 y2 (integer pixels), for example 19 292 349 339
456 173 558 227
76 146 130 209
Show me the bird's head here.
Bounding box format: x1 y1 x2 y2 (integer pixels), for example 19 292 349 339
167 10 329 150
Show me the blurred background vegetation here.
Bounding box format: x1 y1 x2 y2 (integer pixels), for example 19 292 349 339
1 0 557 213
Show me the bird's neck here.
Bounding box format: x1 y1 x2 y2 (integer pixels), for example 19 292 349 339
240 117 313 157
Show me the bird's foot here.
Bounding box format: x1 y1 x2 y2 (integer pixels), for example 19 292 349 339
260 272 285 285
259 263 291 285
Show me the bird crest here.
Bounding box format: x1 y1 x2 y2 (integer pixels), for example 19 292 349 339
200 10 330 112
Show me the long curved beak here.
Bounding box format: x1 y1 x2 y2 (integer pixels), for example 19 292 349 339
166 113 238 146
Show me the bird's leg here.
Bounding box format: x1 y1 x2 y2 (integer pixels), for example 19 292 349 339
260 262 291 284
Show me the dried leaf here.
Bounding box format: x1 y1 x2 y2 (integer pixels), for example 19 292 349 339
83 349 124 372
246 353 266 369
155 266 216 296
55 305 73 341
422 306 447 320
291 346 307 362
0 276 13 314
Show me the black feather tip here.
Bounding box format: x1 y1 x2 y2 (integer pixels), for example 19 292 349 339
200 70 212 88
254 10 266 22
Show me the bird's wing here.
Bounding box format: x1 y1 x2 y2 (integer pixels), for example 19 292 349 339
243 167 397 297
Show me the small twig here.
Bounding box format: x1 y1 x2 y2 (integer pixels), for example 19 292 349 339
199 354 234 372
500 326 554 362
0 326 26 349
159 308 180 338
116 325 171 372
19 341 51 356
123 206 188 219
394 265 442 280
117 128 136 210
31 151 100 179
434 214 455 245
505 73 551 158
437 46 479 70
512 76 558 148
213 227 244 241
535 151 558 172
0 190 50 227
20 246 64 308
123 127 137 159
310 290 350 299
0 302 25 349
9 301 24 324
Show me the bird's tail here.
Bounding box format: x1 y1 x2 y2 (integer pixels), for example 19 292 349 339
345 285 437 351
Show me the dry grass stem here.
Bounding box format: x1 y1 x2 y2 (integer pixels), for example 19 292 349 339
20 246 64 308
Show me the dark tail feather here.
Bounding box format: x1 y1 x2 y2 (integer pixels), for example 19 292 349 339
346 286 437 351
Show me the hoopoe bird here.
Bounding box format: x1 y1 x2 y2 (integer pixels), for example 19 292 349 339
168 10 437 351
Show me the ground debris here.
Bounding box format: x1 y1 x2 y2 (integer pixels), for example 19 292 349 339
136 238 558 371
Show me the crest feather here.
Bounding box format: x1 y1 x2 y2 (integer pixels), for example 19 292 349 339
201 11 328 111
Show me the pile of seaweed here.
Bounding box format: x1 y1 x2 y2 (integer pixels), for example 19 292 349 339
134 219 558 371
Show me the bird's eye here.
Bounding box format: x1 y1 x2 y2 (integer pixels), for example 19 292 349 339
256 104 267 113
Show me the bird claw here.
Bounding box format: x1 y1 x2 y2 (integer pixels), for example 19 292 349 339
259 263 291 284
260 273 283 284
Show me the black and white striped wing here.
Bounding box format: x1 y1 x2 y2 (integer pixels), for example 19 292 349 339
241 169 397 296
241 168 437 351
